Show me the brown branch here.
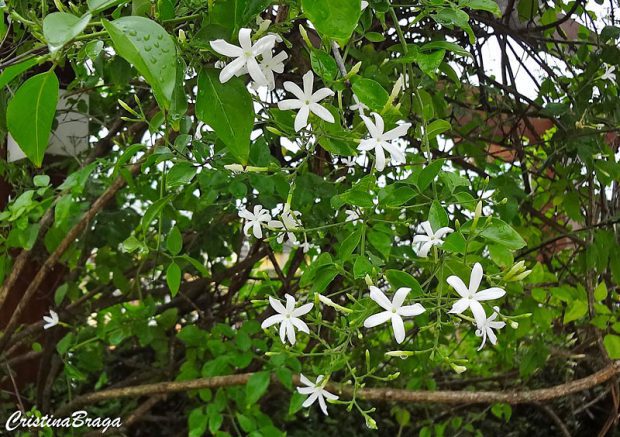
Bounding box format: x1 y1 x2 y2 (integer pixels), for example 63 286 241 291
0 158 145 353
55 362 620 417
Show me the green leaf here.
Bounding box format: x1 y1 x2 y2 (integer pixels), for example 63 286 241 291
594 282 608 301
351 78 389 111
43 12 91 53
102 17 176 109
167 161 197 188
353 256 373 278
338 228 362 260
428 200 449 229
310 49 338 81
141 195 172 232
563 300 588 324
385 270 423 296
167 226 183 255
302 0 361 44
417 159 444 191
196 68 254 164
0 58 39 89
88 0 125 13
603 334 620 359
425 119 451 140
245 371 270 406
464 0 502 16
7 71 59 167
480 218 527 250
166 262 181 296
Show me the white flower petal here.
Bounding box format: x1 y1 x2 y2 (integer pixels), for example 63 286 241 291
291 302 313 317
278 99 304 111
391 315 406 343
311 87 335 103
447 275 469 298
469 263 483 294
363 311 391 328
302 391 319 408
290 317 310 334
398 303 426 317
261 314 285 329
369 286 392 310
269 296 286 314
219 56 246 83
210 39 243 57
392 287 411 308
294 105 311 132
382 122 411 141
310 103 335 123
469 300 487 328
448 297 469 314
474 287 506 301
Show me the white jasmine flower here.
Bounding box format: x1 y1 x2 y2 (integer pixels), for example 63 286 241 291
447 263 506 327
210 28 278 85
259 50 287 90
43 310 59 329
297 374 339 415
475 306 506 351
601 64 616 81
300 238 312 253
363 286 426 344
349 94 369 115
278 70 335 132
261 294 313 345
358 112 411 171
344 209 360 224
238 204 271 239
413 221 453 257
268 204 302 244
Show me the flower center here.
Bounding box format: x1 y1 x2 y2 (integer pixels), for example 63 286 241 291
391 308 397 314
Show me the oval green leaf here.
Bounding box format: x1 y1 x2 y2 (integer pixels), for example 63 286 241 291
196 68 254 164
43 12 91 53
7 71 59 167
102 17 176 109
301 0 361 44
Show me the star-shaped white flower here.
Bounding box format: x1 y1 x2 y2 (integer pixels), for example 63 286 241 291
358 112 411 171
268 204 302 244
344 209 360 224
349 94 369 115
210 28 278 85
277 70 335 132
261 294 313 345
475 306 506 351
413 221 453 257
238 204 271 239
259 50 287 90
43 310 59 330
363 286 426 343
601 64 616 82
297 374 339 415
447 263 506 327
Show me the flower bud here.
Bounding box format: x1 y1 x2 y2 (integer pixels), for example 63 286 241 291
450 363 467 374
510 321 519 329
266 126 284 136
224 164 246 173
364 275 374 287
364 415 378 429
385 350 412 359
178 29 186 44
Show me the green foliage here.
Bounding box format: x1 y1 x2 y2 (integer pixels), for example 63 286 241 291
0 0 618 435
6 71 59 167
